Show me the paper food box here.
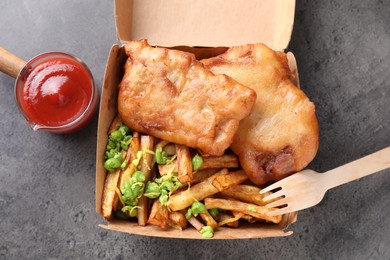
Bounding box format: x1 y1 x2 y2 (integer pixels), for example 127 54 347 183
96 0 301 239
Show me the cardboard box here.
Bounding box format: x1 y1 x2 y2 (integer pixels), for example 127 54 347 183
96 0 299 239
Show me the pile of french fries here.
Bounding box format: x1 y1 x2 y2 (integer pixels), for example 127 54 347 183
102 116 282 238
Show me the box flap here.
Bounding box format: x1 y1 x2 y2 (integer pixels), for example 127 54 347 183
115 0 296 50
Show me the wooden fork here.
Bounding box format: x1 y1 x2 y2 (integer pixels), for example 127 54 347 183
260 146 390 216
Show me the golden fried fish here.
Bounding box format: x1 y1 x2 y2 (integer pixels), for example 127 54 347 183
202 43 319 185
118 40 256 156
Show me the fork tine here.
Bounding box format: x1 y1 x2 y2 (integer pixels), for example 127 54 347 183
262 190 284 201
259 182 281 194
265 197 288 208
268 207 293 216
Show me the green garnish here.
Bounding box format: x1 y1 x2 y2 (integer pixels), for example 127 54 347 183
143 173 184 206
248 205 257 212
208 208 219 219
104 124 132 172
186 201 207 219
155 147 169 164
104 155 122 172
200 226 214 238
192 154 203 171
110 129 124 141
144 181 160 198
191 201 207 217
121 206 138 217
120 171 146 216
105 149 116 159
185 208 193 220
118 125 131 136
120 142 129 151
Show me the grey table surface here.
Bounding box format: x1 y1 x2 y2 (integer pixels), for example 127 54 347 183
0 0 389 259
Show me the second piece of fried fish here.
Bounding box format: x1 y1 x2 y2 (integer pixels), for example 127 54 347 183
202 43 319 185
118 40 256 156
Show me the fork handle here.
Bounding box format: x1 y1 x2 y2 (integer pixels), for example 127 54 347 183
323 146 390 190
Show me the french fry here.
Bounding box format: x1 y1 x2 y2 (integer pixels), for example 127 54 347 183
211 170 248 191
176 144 193 183
190 168 220 184
119 132 140 189
157 154 238 175
187 216 204 231
217 213 240 228
112 149 129 211
108 115 122 134
199 211 218 229
232 211 257 223
147 200 169 230
200 154 238 170
155 140 169 150
204 198 282 224
167 168 228 211
220 185 275 206
158 161 177 176
102 118 128 219
102 168 121 219
137 135 155 226
168 212 188 230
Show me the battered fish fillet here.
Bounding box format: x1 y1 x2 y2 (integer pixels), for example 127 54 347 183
118 40 256 156
202 43 319 185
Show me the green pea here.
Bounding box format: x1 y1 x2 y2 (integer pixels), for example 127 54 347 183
185 208 192 220
208 208 219 219
159 190 169 206
119 125 131 135
114 153 123 161
159 194 169 206
123 135 132 142
115 142 121 152
192 154 203 171
160 180 174 192
122 186 136 200
144 182 160 198
107 140 116 150
110 130 124 141
155 147 168 164
104 158 121 172
191 201 207 216
122 206 137 217
132 171 146 183
120 142 129 151
106 149 116 159
200 226 214 238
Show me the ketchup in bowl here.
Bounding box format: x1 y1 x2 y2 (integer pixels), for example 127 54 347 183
15 52 98 134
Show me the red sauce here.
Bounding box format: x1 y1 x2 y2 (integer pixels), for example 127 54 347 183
17 56 95 132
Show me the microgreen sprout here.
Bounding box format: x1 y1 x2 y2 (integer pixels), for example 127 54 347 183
104 124 132 172
192 154 203 171
208 208 219 219
143 173 184 206
200 226 214 238
155 147 169 164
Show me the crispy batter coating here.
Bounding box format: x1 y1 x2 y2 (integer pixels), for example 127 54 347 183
118 40 256 156
202 43 319 185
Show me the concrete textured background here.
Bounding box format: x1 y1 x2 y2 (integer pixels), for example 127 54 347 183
0 0 389 259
